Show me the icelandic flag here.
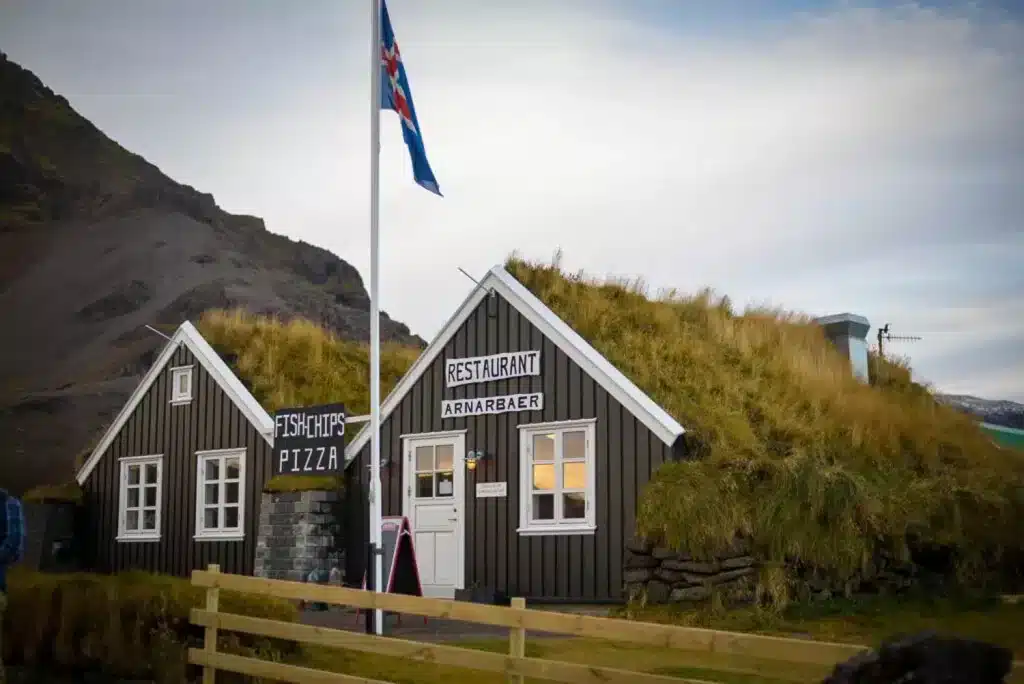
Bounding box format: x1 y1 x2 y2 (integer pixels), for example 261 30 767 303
380 0 441 196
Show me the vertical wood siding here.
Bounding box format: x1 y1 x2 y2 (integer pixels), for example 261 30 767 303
81 345 273 577
346 292 683 601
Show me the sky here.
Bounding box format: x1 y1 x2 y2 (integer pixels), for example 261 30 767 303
2 0 1022 401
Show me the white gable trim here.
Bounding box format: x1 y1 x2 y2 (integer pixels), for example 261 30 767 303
76 320 274 485
344 265 685 465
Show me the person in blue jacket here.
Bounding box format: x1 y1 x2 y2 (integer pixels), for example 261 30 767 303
0 488 25 684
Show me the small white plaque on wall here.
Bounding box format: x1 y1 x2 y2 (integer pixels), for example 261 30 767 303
476 481 508 498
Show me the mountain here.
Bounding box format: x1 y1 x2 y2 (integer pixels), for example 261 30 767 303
935 393 1024 430
0 52 425 496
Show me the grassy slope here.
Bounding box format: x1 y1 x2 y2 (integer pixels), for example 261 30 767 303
505 253 1024 593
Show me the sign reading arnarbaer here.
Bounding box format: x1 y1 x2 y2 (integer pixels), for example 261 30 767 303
445 351 540 387
441 392 543 419
272 402 346 475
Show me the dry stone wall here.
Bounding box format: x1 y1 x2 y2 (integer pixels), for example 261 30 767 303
255 490 345 584
623 537 758 603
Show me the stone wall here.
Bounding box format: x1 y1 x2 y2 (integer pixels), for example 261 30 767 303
623 538 757 603
624 537 945 604
254 490 345 584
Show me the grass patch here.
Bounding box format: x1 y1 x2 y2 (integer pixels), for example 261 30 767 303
20 481 83 504
197 308 421 414
2 567 300 683
264 473 344 493
505 252 1024 599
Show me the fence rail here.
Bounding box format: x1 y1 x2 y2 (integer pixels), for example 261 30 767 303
187 564 1022 684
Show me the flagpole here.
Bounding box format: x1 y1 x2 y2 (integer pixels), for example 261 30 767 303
368 0 385 636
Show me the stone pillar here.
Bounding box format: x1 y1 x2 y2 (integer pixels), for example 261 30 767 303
254 490 345 584
815 313 871 382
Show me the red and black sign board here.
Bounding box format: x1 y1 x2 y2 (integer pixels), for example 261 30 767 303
361 515 423 597
357 516 425 629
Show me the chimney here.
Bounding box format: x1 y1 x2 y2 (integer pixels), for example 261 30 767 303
815 313 871 381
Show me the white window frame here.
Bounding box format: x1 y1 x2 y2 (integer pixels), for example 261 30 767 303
116 454 163 542
194 447 247 541
517 418 597 536
170 365 194 405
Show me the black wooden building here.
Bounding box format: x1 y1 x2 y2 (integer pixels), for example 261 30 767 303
343 266 687 602
75 321 276 576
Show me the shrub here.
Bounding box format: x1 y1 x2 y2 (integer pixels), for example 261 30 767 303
505 252 1024 601
2 567 299 682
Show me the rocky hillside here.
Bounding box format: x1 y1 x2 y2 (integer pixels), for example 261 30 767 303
936 394 1024 430
0 52 424 495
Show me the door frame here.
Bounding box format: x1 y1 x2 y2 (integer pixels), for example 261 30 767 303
400 429 467 594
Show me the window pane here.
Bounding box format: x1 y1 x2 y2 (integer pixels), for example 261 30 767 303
142 509 157 530
563 431 587 460
532 434 555 462
205 458 219 481
145 463 158 484
563 462 586 490
144 485 157 507
127 465 140 485
226 458 240 479
126 510 139 530
127 487 139 508
563 493 586 519
416 473 433 498
532 463 554 490
435 444 453 471
532 494 554 520
204 507 219 529
205 483 219 505
436 470 454 497
224 506 239 529
225 481 239 505
415 446 433 472
178 373 188 394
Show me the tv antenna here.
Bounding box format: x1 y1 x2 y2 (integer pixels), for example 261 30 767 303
876 323 921 359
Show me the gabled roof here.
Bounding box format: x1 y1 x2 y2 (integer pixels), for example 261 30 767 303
76 320 274 485
344 265 685 464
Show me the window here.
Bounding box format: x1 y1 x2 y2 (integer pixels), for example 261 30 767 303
413 442 455 499
170 365 193 404
517 419 596 536
117 455 163 542
194 448 246 541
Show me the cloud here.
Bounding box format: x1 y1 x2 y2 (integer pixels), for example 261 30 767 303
2 0 1022 400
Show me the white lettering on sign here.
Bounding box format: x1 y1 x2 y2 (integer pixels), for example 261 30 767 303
277 446 341 474
445 351 541 388
274 412 347 440
476 482 507 498
441 393 543 419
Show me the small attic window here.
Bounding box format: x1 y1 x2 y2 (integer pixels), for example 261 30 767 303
170 366 193 405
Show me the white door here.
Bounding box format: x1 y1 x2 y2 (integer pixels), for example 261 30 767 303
403 431 465 598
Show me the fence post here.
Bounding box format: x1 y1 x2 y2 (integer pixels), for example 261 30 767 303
202 563 221 684
507 597 526 684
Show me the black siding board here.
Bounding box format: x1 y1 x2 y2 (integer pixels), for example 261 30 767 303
348 292 677 602
81 344 273 578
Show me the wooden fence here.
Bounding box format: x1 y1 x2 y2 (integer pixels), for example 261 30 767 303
188 564 1022 684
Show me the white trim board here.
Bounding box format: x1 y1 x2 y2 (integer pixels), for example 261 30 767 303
344 265 685 465
76 320 274 485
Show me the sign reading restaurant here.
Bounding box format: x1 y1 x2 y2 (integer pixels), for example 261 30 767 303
442 350 544 419
445 350 540 387
272 402 347 475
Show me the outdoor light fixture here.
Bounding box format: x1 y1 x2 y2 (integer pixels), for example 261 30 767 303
466 450 488 471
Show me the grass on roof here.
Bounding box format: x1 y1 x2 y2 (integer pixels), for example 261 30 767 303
505 251 1024 599
198 309 422 491
197 309 421 415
